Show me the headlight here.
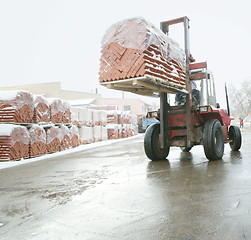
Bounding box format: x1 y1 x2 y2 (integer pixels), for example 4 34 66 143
200 106 208 112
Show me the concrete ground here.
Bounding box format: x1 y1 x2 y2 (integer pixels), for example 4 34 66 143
0 129 251 240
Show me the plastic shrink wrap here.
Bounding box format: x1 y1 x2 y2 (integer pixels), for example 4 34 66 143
92 110 100 126
79 108 92 126
0 124 30 161
0 90 34 123
99 17 186 96
62 101 71 124
93 126 102 142
79 126 94 144
59 124 71 150
101 126 108 141
107 124 119 139
29 124 47 157
33 95 50 123
107 110 119 124
47 98 63 123
99 110 107 126
71 107 80 126
46 125 61 153
69 125 80 147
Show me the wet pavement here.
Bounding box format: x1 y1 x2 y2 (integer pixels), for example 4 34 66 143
0 129 251 240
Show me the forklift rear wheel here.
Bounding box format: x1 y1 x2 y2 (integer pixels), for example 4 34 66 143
203 119 224 161
229 125 242 151
180 147 192 152
144 123 170 161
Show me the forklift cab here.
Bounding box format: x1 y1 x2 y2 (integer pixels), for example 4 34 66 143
175 70 219 109
200 71 217 108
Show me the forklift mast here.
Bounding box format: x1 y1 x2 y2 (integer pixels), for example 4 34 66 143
159 17 192 148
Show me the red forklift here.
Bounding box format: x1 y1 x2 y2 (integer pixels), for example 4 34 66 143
144 17 242 161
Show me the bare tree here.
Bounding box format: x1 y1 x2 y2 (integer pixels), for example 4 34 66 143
229 79 251 119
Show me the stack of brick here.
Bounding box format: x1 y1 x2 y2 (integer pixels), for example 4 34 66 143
79 108 92 126
69 125 79 147
99 110 107 126
0 92 139 161
62 101 71 124
0 90 34 123
33 95 50 123
107 124 119 139
99 17 186 95
29 124 47 157
101 126 108 141
106 110 138 139
59 124 71 150
78 108 93 144
71 107 80 126
46 125 61 153
131 115 139 136
93 126 102 142
92 110 100 126
79 126 94 144
106 110 119 139
0 124 30 161
107 110 119 124
47 98 63 124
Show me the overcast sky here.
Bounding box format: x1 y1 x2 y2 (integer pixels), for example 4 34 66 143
1 0 251 106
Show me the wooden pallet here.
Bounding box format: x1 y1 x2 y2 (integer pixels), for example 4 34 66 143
101 75 188 96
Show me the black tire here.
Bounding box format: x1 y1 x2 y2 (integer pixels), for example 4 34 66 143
203 119 224 161
144 123 170 161
229 125 242 151
180 146 192 152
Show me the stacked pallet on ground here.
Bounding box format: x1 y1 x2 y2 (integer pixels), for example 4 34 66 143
0 90 34 123
29 124 47 157
79 126 94 144
101 126 108 141
71 107 80 126
93 126 102 142
33 95 50 123
0 124 30 161
62 101 71 124
46 125 61 153
69 125 80 147
99 17 187 96
130 115 138 136
92 110 100 126
47 98 63 124
60 124 71 150
107 110 119 125
78 108 93 144
79 108 93 126
106 110 138 139
107 124 119 139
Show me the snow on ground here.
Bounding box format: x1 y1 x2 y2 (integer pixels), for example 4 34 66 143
0 135 141 170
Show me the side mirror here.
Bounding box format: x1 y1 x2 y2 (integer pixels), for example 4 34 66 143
216 103 220 108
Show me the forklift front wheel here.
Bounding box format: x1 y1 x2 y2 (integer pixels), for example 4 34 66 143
229 125 242 151
144 123 170 161
203 119 224 161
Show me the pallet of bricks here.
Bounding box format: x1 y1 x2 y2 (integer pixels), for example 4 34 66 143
74 107 108 144
89 105 138 140
0 90 79 161
99 17 187 96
